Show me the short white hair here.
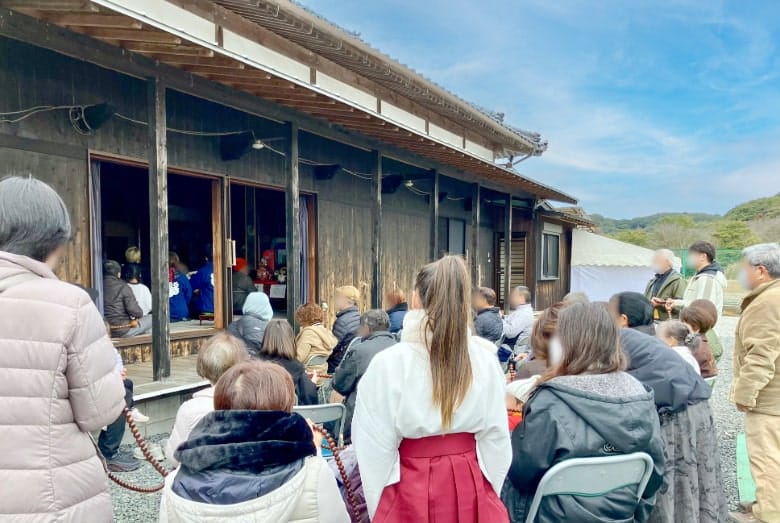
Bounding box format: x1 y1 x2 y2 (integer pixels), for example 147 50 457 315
654 248 679 271
743 243 780 278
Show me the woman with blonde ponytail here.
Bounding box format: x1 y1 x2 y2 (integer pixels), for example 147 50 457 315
352 256 511 522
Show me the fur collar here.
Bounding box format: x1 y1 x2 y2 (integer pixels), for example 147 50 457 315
175 410 315 473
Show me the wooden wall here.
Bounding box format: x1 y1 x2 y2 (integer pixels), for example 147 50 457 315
1 36 557 328
0 148 90 284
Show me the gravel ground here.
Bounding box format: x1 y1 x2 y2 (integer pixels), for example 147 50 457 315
711 315 743 511
110 318 745 522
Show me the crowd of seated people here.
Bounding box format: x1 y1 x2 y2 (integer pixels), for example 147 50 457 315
5 176 757 523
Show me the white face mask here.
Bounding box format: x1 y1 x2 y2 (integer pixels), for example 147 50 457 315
548 336 564 366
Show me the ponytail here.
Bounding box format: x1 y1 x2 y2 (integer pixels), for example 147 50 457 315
415 256 473 429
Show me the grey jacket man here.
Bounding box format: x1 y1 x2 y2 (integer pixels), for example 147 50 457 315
332 330 397 441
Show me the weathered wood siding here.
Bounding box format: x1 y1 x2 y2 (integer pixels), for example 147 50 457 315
0 148 90 284
535 224 572 310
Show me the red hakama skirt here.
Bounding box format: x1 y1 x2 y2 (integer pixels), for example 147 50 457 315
373 432 509 523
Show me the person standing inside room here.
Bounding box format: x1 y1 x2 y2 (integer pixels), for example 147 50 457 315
169 252 192 322
731 243 780 523
231 257 256 315
352 256 511 523
668 240 727 316
0 177 126 522
190 248 214 315
645 248 686 321
103 259 152 337
473 286 503 344
384 288 409 334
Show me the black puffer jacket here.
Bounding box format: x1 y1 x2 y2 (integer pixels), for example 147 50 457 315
103 275 143 336
502 374 666 523
332 306 360 343
258 355 318 406
474 307 503 343
620 328 711 413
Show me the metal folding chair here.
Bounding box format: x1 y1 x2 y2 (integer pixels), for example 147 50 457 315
293 403 347 446
525 452 655 523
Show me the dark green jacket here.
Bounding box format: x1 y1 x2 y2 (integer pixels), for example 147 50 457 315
644 271 686 321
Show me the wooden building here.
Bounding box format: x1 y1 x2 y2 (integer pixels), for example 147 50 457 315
0 0 580 385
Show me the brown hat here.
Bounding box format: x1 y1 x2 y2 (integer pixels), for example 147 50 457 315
335 285 360 303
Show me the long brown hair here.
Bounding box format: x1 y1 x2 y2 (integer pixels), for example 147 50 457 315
546 302 626 380
415 255 472 429
261 319 297 360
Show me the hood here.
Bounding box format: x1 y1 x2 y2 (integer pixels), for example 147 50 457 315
242 291 273 320
175 410 315 473
697 262 727 288
387 302 408 314
362 331 396 343
302 324 338 348
0 251 56 282
336 305 359 317
533 379 658 452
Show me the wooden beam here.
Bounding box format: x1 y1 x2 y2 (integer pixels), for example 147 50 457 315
122 42 214 56
211 179 224 330
198 70 271 81
284 122 301 328
371 150 382 309
471 183 481 286
83 27 181 44
430 169 439 261
3 1 98 11
45 13 142 28
148 53 241 67
147 76 170 381
503 194 513 314
0 9 575 201
182 64 248 75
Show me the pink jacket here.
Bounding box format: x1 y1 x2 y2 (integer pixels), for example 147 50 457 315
0 252 125 522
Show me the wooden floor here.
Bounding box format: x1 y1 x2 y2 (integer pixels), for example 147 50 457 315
126 354 208 400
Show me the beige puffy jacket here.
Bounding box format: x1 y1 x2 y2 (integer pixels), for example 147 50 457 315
0 252 126 522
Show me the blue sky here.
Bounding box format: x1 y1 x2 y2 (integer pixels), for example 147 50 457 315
298 0 780 218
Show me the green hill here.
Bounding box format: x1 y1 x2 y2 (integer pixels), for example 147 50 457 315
724 193 780 221
591 212 720 235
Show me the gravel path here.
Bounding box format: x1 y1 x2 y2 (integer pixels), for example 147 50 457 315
711 315 742 511
110 319 744 521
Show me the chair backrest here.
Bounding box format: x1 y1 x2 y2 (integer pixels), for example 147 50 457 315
525 452 654 523
293 403 347 444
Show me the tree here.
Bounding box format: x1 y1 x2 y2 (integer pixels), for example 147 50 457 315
650 215 703 250
750 218 780 243
613 230 650 247
712 220 761 249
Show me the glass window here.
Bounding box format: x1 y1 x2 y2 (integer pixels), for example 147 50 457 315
542 233 560 279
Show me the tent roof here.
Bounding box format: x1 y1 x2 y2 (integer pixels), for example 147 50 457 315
571 229 655 267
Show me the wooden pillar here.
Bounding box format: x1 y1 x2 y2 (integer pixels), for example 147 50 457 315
147 77 170 381
285 122 301 328
371 150 383 309
471 183 481 286
503 193 513 314
430 169 439 261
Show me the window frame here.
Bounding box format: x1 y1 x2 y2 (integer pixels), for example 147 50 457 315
540 230 561 281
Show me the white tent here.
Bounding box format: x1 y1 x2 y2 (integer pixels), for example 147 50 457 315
570 229 657 302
